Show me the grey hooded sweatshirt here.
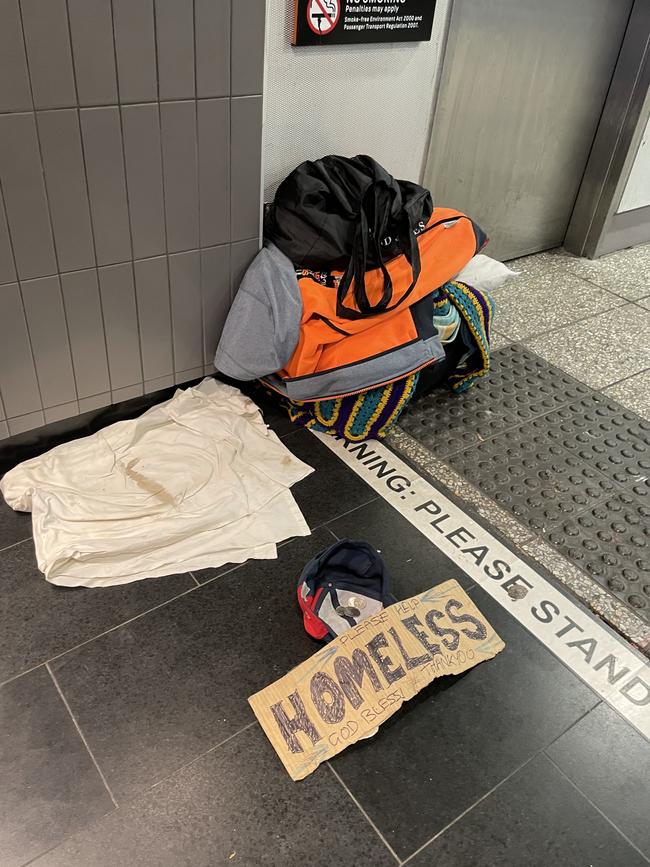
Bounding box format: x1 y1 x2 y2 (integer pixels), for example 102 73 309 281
214 241 448 401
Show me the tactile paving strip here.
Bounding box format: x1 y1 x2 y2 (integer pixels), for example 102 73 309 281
400 387 520 458
547 493 650 614
526 394 650 490
400 344 592 458
399 344 650 624
445 422 619 533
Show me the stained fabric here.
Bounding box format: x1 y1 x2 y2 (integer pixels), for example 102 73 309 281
0 379 313 588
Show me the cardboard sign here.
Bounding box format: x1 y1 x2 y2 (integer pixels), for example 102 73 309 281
249 580 505 780
292 0 436 47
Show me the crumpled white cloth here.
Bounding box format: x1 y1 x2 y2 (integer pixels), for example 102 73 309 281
0 379 313 587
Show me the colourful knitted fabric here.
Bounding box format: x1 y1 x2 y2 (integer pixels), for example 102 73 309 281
443 280 494 393
284 373 419 441
282 280 494 440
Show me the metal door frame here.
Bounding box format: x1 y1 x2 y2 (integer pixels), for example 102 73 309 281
565 0 650 258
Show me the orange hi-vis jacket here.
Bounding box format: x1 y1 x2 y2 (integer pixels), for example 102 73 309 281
270 208 486 400
215 208 486 402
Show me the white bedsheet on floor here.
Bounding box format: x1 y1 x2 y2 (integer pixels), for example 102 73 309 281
0 379 313 587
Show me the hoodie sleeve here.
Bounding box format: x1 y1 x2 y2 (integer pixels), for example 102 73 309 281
214 244 303 380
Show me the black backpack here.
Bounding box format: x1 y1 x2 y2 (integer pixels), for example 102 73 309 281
265 155 433 319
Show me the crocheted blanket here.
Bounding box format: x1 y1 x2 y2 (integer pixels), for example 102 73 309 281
283 280 494 441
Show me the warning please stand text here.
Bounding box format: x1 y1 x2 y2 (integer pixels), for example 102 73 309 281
333 437 650 714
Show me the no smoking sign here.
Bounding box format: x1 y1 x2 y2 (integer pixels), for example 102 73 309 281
293 0 436 47
307 0 340 35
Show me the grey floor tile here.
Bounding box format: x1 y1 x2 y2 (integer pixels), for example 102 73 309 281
33 725 395 867
524 304 650 389
561 243 650 300
637 296 650 311
331 587 599 859
0 541 195 683
48 530 335 800
0 502 32 550
546 702 650 858
0 666 114 867
505 247 574 277
520 537 604 601
491 271 615 341
227 381 297 437
603 369 650 422
282 429 378 528
192 534 302 586
409 754 647 867
489 330 512 350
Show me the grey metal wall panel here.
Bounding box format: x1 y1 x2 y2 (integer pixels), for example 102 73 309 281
195 0 230 98
230 238 260 299
67 0 118 106
0 188 16 284
98 262 142 388
60 269 111 399
169 250 202 372
155 0 195 101
134 255 173 380
232 0 265 97
198 99 230 247
122 104 166 259
0 113 56 280
37 109 95 272
0 0 32 112
201 245 230 365
112 0 157 103
231 97 263 241
160 100 199 252
80 107 132 265
0 282 41 417
21 0 76 109
21 275 77 407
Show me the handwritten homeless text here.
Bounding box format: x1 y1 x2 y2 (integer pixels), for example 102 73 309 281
249 580 505 779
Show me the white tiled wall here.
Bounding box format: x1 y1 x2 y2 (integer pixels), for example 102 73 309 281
0 0 265 440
